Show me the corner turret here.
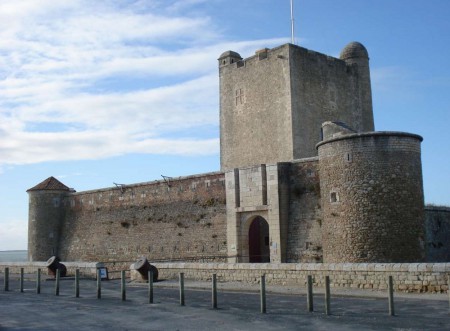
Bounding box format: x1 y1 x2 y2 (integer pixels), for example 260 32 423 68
218 50 242 68
340 41 369 60
317 131 424 262
27 177 71 261
340 42 374 132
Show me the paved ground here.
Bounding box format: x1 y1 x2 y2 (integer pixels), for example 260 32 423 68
0 274 449 330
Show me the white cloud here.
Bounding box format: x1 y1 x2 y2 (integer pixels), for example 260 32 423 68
166 0 211 12
0 220 27 251
0 0 285 167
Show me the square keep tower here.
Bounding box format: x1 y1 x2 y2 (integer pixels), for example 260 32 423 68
219 42 374 171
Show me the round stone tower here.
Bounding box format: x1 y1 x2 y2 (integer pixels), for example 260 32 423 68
317 131 425 263
340 42 374 132
27 177 70 261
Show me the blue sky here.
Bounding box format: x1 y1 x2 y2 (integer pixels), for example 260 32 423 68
0 0 449 250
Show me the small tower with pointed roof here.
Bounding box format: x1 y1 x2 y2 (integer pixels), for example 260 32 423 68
27 177 71 261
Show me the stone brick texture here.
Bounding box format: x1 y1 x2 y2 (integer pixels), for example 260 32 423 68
139 262 450 293
286 159 323 262
28 191 66 261
318 133 425 263
220 43 374 172
2 261 449 293
220 45 293 171
290 46 373 159
425 206 450 261
0 262 100 278
55 172 228 263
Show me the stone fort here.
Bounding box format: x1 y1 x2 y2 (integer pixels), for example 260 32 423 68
27 42 450 264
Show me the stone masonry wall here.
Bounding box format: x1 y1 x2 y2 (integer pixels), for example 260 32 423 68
0 262 101 278
220 45 293 171
425 206 450 262
57 172 227 263
220 43 374 171
286 159 323 262
137 262 450 293
2 262 449 293
290 46 371 159
318 132 424 263
28 190 66 261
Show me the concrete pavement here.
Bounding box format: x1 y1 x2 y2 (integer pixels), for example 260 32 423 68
0 274 449 330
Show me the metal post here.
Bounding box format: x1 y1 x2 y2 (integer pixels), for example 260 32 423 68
307 275 314 312
325 276 331 315
260 274 266 314
179 273 185 306
388 275 395 316
121 270 126 301
212 274 217 309
20 268 24 293
97 269 101 299
4 267 9 291
55 268 60 296
290 0 295 44
75 269 80 298
448 274 450 314
148 270 154 304
36 269 41 294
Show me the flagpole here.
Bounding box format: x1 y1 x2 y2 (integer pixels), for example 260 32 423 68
290 0 295 44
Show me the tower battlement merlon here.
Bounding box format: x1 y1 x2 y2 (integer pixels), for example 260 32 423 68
218 45 343 77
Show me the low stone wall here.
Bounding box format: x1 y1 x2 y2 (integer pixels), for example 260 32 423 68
0 262 102 278
4 262 449 293
131 262 450 293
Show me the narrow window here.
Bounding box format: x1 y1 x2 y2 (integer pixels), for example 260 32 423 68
235 88 244 106
330 192 338 203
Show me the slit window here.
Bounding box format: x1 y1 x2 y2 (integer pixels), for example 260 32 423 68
330 191 339 203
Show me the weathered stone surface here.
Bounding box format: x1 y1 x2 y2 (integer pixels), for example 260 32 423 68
219 43 374 172
29 172 228 263
424 206 450 261
317 132 425 262
126 262 450 293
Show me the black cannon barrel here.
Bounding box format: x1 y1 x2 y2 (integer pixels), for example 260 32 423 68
46 256 67 277
134 257 158 281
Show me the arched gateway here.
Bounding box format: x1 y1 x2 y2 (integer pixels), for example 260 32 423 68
248 216 270 262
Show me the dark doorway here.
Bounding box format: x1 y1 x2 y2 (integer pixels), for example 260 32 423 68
248 216 270 263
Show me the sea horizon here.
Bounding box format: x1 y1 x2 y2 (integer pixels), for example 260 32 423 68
0 250 28 262
0 249 27 252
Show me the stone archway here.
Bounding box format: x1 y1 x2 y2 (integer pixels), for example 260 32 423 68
248 216 270 263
